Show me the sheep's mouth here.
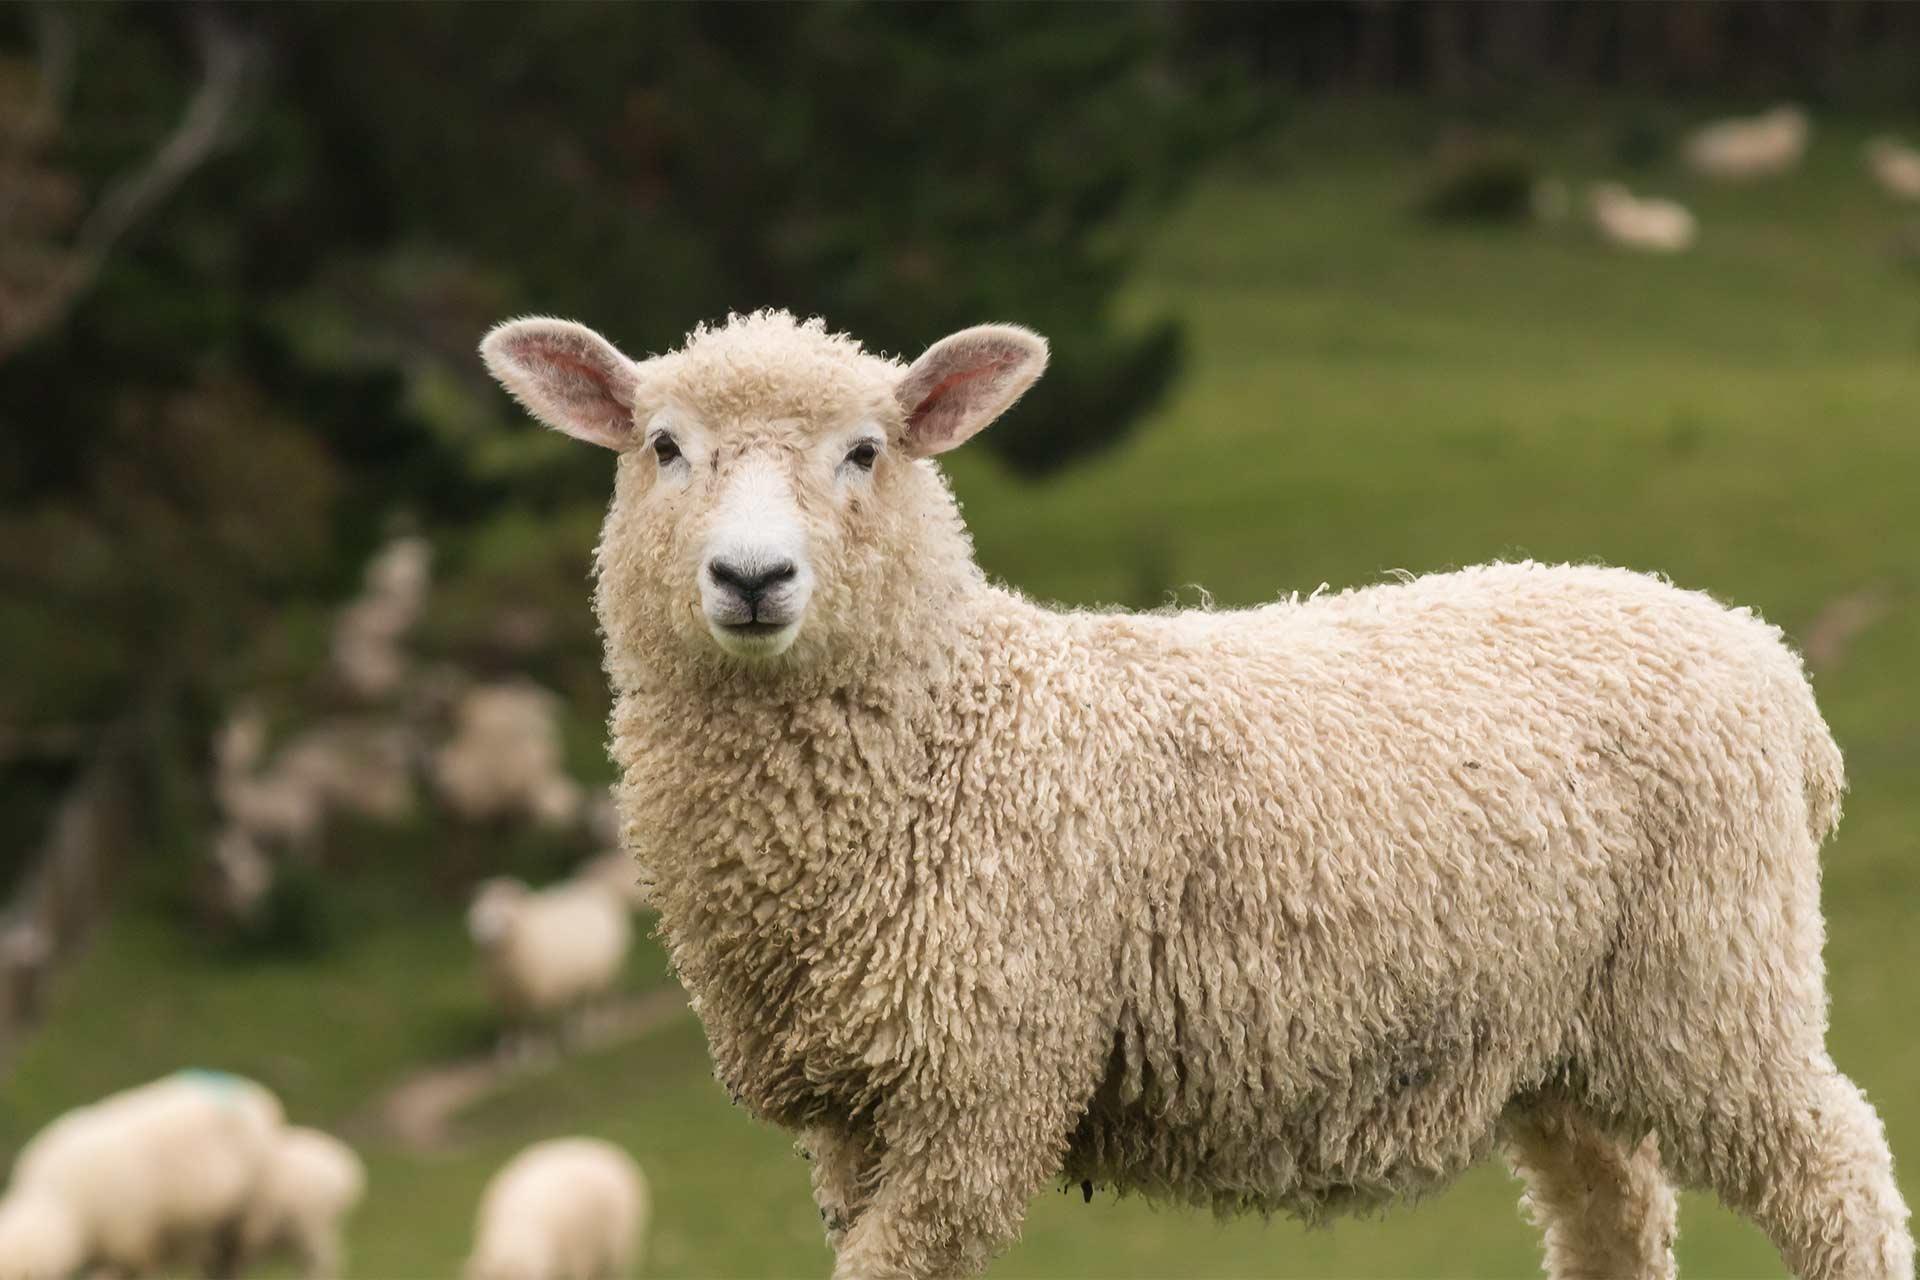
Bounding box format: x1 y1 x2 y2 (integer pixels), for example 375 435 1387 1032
705 614 802 659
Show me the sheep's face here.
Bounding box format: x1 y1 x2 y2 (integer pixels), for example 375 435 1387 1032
482 311 1046 670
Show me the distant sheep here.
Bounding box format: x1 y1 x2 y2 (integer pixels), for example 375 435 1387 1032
215 711 417 852
1589 182 1697 253
433 682 583 829
1866 136 1920 202
463 1138 648 1280
1684 103 1810 180
332 535 432 700
482 309 1912 1280
0 1071 284 1278
231 1126 366 1280
467 869 631 1038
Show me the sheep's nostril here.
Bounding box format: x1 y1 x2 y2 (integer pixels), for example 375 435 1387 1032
707 558 797 601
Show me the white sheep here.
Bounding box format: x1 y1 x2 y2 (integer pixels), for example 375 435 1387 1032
231 1126 366 1280
481 309 1913 1280
0 1071 284 1278
332 534 432 700
1589 182 1697 253
433 682 583 829
214 713 416 853
1865 135 1920 202
1684 103 1810 180
467 870 632 1044
463 1138 648 1280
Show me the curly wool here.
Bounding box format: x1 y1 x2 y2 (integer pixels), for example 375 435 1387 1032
565 312 1909 1280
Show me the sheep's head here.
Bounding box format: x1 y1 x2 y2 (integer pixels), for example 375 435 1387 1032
481 311 1046 670
466 877 530 946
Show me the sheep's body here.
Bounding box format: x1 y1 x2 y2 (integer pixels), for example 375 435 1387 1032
434 682 583 828
1590 183 1696 253
468 875 632 1026
484 309 1911 1279
1866 136 1920 201
1684 105 1809 180
234 1126 366 1280
463 1138 648 1280
0 1072 284 1277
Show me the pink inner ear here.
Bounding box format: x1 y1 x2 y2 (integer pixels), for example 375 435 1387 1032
503 333 635 448
907 353 1020 445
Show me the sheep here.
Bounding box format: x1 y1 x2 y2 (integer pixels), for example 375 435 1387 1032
433 681 584 829
467 868 632 1048
1683 103 1810 180
463 1137 648 1280
0 1070 285 1278
480 309 1912 1280
332 534 432 700
214 712 417 852
230 1126 366 1280
1589 182 1697 254
1865 135 1920 202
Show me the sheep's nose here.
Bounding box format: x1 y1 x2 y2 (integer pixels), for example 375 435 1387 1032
707 557 797 602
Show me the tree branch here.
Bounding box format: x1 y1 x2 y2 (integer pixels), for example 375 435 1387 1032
0 13 254 363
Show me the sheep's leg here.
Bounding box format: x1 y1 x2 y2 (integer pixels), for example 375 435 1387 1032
829 1094 1071 1280
803 1124 883 1250
1692 1067 1912 1280
1503 1100 1677 1280
295 1223 344 1280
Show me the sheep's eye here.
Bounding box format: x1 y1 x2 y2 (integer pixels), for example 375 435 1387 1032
845 440 879 471
651 433 682 466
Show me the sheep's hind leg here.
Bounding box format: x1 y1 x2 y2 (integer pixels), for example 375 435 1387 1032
1688 1066 1912 1280
1503 1100 1677 1280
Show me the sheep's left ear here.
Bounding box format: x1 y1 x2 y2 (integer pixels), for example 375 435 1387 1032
894 324 1048 458
480 317 643 450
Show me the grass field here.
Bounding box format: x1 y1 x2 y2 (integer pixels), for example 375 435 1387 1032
5 104 1918 1277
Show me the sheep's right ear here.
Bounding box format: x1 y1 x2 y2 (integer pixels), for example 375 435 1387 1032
480 318 643 450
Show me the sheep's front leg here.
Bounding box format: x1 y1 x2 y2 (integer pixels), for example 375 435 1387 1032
803 1123 882 1249
829 1092 1073 1280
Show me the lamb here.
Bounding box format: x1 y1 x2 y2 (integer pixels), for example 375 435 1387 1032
463 1137 649 1280
1865 135 1920 202
230 1126 366 1280
433 681 584 829
1683 103 1810 180
0 1070 284 1278
481 309 1912 1280
467 866 632 1041
1589 182 1697 254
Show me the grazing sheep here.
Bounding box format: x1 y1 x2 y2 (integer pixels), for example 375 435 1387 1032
481 310 1911 1280
1684 103 1810 180
1589 182 1697 254
467 871 632 1041
463 1138 648 1280
433 682 584 829
229 1125 366 1280
332 535 432 700
0 1071 284 1278
1866 136 1920 202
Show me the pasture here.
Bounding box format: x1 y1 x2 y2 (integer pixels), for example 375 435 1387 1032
5 104 1917 1277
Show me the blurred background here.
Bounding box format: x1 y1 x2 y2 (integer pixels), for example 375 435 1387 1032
2 2 1917 1276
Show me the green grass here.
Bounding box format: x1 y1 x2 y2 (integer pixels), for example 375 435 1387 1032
5 103 1919 1277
